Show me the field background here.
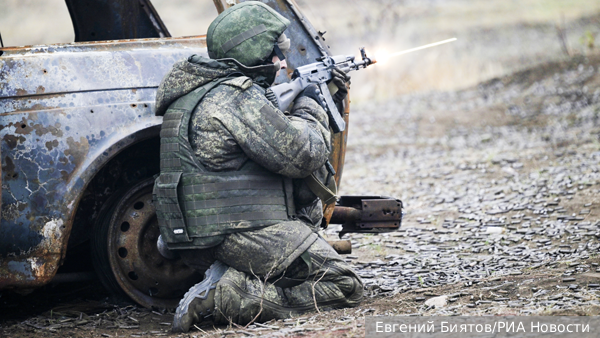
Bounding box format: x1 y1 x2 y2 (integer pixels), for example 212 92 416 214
2 0 600 102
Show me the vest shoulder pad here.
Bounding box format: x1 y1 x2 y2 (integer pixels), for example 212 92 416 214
222 76 253 90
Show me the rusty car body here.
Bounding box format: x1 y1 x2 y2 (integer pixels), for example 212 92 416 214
0 0 354 308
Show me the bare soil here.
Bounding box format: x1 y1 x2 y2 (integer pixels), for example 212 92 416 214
2 51 600 338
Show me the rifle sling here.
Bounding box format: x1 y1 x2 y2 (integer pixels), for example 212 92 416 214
304 172 337 205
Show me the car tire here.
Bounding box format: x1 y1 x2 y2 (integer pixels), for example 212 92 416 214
91 177 202 309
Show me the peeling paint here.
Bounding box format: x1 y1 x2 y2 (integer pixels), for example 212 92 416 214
7 260 34 280
1 201 28 222
41 219 63 251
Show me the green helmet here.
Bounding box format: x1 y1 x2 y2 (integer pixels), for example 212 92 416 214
207 1 290 67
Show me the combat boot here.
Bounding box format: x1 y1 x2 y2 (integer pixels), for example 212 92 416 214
172 260 228 332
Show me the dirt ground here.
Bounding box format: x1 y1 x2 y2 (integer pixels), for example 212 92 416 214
2 51 600 338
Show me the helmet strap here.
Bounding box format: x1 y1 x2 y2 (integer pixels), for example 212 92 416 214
271 44 286 61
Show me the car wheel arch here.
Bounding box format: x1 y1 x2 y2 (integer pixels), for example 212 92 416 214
62 125 161 259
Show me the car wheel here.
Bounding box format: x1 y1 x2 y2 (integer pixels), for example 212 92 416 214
91 177 202 309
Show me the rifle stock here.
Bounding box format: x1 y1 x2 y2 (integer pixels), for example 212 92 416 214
267 77 304 112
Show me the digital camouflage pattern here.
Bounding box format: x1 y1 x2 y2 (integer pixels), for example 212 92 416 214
155 55 239 117
155 1 363 325
155 55 331 231
213 237 363 325
189 73 331 179
154 73 294 248
207 2 290 67
186 53 333 226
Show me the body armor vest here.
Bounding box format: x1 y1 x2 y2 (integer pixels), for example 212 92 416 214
153 78 295 249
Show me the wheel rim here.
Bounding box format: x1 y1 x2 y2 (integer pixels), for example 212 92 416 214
106 179 201 308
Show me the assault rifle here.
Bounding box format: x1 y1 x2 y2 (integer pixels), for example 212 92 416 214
267 38 457 133
267 49 404 250
266 41 456 252
266 47 376 133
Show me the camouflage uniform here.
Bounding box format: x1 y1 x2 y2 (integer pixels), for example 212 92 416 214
154 2 362 329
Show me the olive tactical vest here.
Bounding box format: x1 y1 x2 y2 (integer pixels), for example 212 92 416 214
153 77 295 250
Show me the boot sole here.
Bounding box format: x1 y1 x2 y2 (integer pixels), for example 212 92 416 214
172 260 228 332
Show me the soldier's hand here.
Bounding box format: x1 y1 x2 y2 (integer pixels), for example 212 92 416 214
331 67 350 105
297 84 326 109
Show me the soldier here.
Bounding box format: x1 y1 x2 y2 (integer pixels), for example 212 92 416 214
152 1 361 332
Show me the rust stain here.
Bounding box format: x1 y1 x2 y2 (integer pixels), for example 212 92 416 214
0 8 215 293
60 170 69 182
323 96 349 226
62 136 90 182
0 253 61 288
13 118 33 135
2 156 16 181
2 202 28 222
45 139 59 151
33 122 63 137
3 118 64 138
64 136 90 160
297 45 307 56
3 134 25 150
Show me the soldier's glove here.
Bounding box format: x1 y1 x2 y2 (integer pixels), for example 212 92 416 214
331 66 351 106
297 84 327 110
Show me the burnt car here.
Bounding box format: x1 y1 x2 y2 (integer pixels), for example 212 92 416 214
1 0 399 309
0 0 353 309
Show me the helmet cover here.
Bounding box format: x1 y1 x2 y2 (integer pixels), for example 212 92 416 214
207 1 291 67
